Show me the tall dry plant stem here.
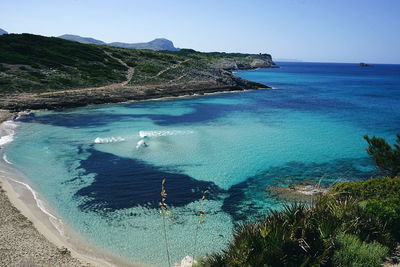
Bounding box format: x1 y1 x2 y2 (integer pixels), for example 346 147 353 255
193 190 208 261
160 178 171 267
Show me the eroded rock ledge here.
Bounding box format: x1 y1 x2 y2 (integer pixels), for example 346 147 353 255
0 73 269 111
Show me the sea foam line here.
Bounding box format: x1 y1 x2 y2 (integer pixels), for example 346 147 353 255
2 154 13 165
139 130 194 138
0 119 64 234
4 176 64 235
0 120 18 146
94 137 125 144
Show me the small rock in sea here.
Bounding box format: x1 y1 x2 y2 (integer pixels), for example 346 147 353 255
358 62 372 67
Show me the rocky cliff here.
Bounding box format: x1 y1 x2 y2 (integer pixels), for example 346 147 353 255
211 54 275 70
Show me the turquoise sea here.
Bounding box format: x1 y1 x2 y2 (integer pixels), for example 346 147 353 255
4 62 400 266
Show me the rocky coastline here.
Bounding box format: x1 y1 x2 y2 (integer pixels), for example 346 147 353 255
0 33 275 111
0 71 269 111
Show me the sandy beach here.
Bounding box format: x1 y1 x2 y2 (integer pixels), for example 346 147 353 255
0 179 87 266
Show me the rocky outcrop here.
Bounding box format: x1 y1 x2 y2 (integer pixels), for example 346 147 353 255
358 62 373 67
212 54 275 70
267 179 327 202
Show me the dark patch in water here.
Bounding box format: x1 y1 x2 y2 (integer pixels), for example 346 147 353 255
19 94 277 128
141 102 254 126
223 157 382 222
75 148 382 223
19 112 136 128
20 102 246 127
75 149 224 212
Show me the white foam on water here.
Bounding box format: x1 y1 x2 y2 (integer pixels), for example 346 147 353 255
3 154 13 165
15 111 32 120
94 137 125 144
139 130 194 138
0 120 18 146
136 139 148 149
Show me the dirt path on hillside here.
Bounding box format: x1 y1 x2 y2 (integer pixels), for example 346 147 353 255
150 59 191 79
104 51 134 85
38 51 135 96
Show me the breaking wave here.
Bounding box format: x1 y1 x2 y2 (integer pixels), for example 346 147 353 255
139 130 194 138
0 120 18 146
94 137 125 144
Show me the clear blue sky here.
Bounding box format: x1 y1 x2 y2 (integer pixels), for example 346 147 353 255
1 0 399 64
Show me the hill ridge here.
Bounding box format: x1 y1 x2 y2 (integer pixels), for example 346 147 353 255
58 34 179 51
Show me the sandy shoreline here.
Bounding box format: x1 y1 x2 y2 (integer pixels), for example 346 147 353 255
0 112 147 267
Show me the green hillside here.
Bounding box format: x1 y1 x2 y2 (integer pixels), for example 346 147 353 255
0 34 273 95
0 34 128 93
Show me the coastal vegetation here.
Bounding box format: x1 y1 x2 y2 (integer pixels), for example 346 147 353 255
196 135 400 267
196 177 400 267
0 33 127 93
0 33 273 96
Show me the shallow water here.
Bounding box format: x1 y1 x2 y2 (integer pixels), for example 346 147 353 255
4 62 400 266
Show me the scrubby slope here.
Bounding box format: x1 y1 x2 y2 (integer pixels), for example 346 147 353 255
0 34 274 110
0 34 127 94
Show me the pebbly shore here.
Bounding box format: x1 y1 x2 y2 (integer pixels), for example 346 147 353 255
0 181 88 267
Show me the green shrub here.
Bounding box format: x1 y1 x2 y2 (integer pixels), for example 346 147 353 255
364 134 400 177
198 203 334 267
333 233 388 267
332 177 400 242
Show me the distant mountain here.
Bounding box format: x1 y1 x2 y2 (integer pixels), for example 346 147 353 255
0 28 8 35
58 34 106 45
109 38 178 51
58 34 179 51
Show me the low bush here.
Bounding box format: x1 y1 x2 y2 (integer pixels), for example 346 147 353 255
332 176 400 241
333 233 388 267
